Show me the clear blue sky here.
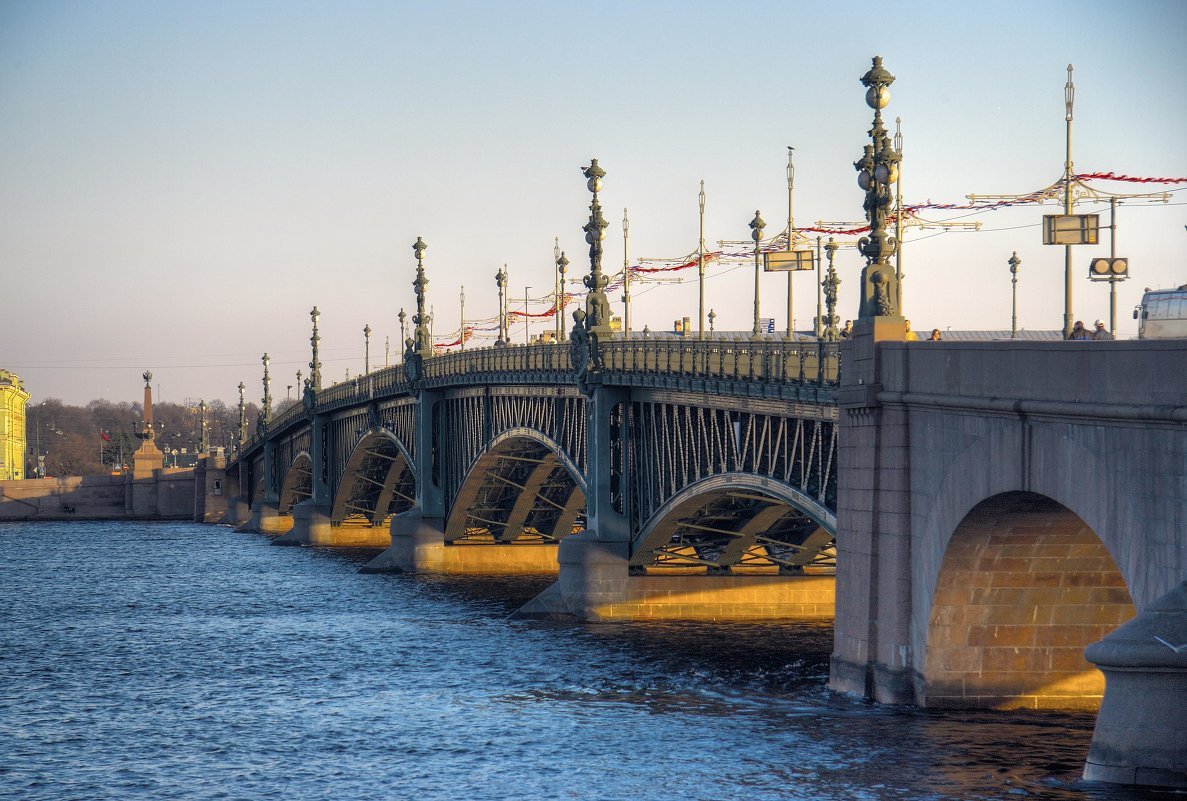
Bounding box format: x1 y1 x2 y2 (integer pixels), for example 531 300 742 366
2 0 1184 406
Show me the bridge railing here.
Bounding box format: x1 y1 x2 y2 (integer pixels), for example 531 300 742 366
422 343 572 383
598 337 840 387
316 364 412 412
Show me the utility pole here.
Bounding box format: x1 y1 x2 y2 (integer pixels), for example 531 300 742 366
622 208 631 337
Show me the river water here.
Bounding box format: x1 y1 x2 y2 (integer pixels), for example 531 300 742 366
0 521 1170 801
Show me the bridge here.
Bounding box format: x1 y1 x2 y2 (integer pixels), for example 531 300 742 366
223 321 1187 715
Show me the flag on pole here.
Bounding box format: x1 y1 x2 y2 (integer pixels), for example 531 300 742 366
100 430 112 442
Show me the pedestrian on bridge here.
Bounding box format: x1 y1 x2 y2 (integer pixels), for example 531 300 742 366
1093 320 1114 341
1068 320 1093 340
928 329 942 341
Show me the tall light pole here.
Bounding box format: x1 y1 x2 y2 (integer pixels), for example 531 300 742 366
823 238 842 340
698 181 706 338
894 117 904 313
364 323 371 374
495 266 507 344
309 307 322 391
398 308 407 351
459 286 466 351
749 210 765 339
1062 64 1075 339
199 399 208 453
556 250 569 342
854 56 903 329
1009 251 1022 338
523 286 532 345
385 336 390 367
622 208 631 337
553 238 562 343
296 370 303 393
785 147 795 338
815 236 824 338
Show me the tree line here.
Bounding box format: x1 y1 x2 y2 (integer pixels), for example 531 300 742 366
25 398 276 477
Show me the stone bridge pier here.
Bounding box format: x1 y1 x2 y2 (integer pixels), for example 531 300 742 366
830 336 1187 710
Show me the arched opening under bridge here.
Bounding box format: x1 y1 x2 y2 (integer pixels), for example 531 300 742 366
923 491 1135 711
277 452 312 515
331 430 415 529
630 474 835 575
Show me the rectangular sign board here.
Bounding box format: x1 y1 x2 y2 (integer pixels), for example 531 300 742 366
1042 214 1099 245
764 250 814 272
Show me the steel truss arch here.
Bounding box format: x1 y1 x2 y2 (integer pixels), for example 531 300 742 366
631 473 836 573
330 428 416 527
445 426 587 545
278 451 313 514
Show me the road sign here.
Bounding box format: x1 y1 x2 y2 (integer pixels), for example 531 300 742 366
763 250 814 272
759 317 775 333
1042 214 1100 245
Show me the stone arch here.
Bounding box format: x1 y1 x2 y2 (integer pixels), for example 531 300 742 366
277 451 313 514
445 427 587 544
922 491 1135 710
631 473 836 573
330 429 416 527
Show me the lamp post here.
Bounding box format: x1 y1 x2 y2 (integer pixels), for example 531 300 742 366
296 369 303 394
398 308 407 351
708 308 716 333
815 236 824 338
1062 64 1075 339
622 208 631 337
286 385 292 401
853 56 903 329
580 159 612 335
698 180 706 338
309 306 322 391
894 117 905 313
556 250 569 342
261 353 272 424
411 237 431 357
785 147 795 339
553 238 562 343
236 382 246 445
749 210 765 339
823 238 842 340
495 266 507 345
198 399 208 453
523 286 532 345
364 324 371 373
385 336 390 367
1009 251 1022 338
459 286 466 351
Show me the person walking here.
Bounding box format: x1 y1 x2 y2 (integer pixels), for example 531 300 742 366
1068 320 1093 340
1092 320 1114 341
840 320 853 339
928 329 942 341
904 319 920 341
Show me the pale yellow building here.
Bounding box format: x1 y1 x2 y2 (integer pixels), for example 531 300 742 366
0 370 30 480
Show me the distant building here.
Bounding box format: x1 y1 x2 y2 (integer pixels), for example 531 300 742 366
0 370 30 480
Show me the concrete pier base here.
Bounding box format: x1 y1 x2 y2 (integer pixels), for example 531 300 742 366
1083 581 1187 789
271 501 389 547
246 500 292 535
361 508 559 574
517 531 835 621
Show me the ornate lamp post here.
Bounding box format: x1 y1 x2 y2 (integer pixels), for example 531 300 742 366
853 56 903 331
1009 251 1022 338
261 353 272 424
410 237 432 356
556 250 569 342
1062 64 1075 339
893 117 905 311
622 208 631 337
495 266 507 345
364 324 372 373
236 382 246 444
309 307 322 391
749 210 765 339
815 236 824 338
553 238 562 343
523 286 532 345
823 238 842 340
398 308 407 350
198 400 208 453
580 159 612 335
785 147 795 339
708 308 716 333
296 369 303 393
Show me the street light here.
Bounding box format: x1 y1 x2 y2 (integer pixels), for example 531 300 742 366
749 210 765 339
495 266 507 345
823 238 842 341
854 56 903 330
1008 251 1022 338
411 237 431 356
622 208 631 337
309 307 322 391
459 286 466 352
364 323 372 373
580 159 612 334
554 237 562 343
524 286 532 345
398 308 407 351
698 181 706 338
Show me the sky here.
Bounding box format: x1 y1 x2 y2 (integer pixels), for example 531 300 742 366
2 0 1184 407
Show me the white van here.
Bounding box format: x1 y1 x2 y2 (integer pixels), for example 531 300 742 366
1134 285 1187 339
